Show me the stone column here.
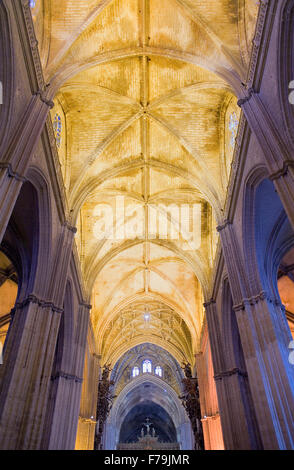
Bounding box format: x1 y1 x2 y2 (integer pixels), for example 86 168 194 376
75 353 100 450
104 421 118 450
0 222 77 449
0 296 62 449
0 91 53 244
44 303 91 450
201 414 223 451
218 220 294 449
238 90 294 229
47 222 77 307
204 299 260 449
66 303 92 449
177 421 194 450
194 341 224 450
75 417 97 450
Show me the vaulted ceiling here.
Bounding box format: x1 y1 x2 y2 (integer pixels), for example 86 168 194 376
32 0 259 363
111 343 184 395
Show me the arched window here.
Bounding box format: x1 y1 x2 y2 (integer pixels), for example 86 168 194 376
142 359 152 373
228 111 239 148
53 113 62 148
132 366 139 377
155 366 162 377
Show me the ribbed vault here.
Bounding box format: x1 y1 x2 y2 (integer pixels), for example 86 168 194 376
31 0 259 361
110 343 184 396
100 301 194 364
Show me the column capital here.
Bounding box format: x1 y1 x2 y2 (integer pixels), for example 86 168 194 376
203 299 216 309
51 371 83 384
201 412 220 422
13 294 63 314
80 302 92 310
214 367 248 381
0 162 27 183
216 219 232 233
269 160 294 181
63 221 77 234
233 290 282 312
93 353 102 361
34 90 54 109
79 416 97 424
237 87 256 107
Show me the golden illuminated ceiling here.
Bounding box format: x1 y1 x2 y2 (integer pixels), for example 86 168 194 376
32 0 259 363
100 300 194 365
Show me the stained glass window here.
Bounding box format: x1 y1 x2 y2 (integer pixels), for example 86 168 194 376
53 113 62 148
30 0 36 8
132 366 139 377
142 359 152 373
155 366 162 377
228 112 239 148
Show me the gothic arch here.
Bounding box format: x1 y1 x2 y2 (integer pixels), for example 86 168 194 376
242 165 270 293
105 373 192 450
1 180 40 299
243 167 294 304
70 159 222 224
49 47 241 97
239 173 294 441
105 336 188 371
254 178 292 295
87 238 209 298
95 292 196 361
25 167 52 296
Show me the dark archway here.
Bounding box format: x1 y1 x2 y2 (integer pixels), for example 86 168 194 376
0 175 53 450
239 171 294 449
254 178 294 344
119 401 177 444
0 180 40 361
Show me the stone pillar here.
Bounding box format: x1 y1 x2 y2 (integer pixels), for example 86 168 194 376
44 303 91 450
194 338 224 450
204 299 260 449
0 222 77 449
238 90 294 229
75 353 100 450
47 222 77 307
177 421 194 450
104 423 117 450
75 417 97 450
218 220 294 449
0 92 53 244
0 296 62 449
201 414 223 451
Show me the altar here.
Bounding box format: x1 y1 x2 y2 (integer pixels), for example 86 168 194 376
117 418 180 450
